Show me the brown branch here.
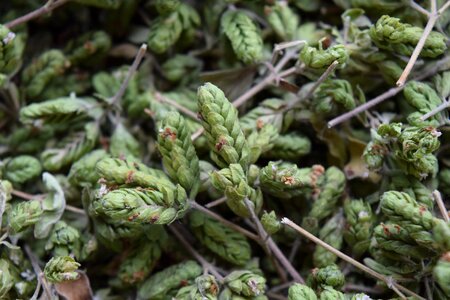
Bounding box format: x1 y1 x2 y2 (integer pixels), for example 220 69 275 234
327 55 450 128
283 60 339 111
110 44 147 106
432 190 450 222
5 0 71 29
190 201 259 241
244 199 289 283
169 225 224 282
24 245 53 299
396 0 450 86
155 92 199 121
281 218 426 300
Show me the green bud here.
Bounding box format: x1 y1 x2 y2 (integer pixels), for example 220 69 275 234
433 220 450 252
190 210 251 266
439 169 450 196
221 10 263 64
313 79 355 116
210 163 262 217
263 133 311 161
21 49 69 99
64 30 111 66
9 200 43 234
300 44 349 69
3 155 41 185
380 191 435 231
109 123 141 159
157 111 200 197
118 235 166 285
197 83 250 169
247 124 279 164
260 161 324 199
307 264 345 290
373 223 435 259
309 167 346 221
343 199 374 257
137 260 202 300
313 213 344 267
162 54 202 82
44 256 80 283
19 97 92 125
260 211 281 235
41 122 98 171
369 15 447 58
0 259 14 298
319 286 345 300
266 3 299 41
433 255 450 297
0 180 12 201
45 221 81 258
403 81 442 126
288 283 317 300
175 274 219 300
0 24 20 74
69 149 107 188
95 157 174 189
224 270 266 297
240 98 293 134
93 186 188 226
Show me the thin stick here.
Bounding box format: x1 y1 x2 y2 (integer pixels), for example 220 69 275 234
281 218 426 300
169 225 224 282
190 201 259 241
24 245 53 299
266 237 305 284
410 0 430 16
432 190 449 222
205 196 227 208
327 55 450 128
243 199 288 283
396 0 449 86
420 98 450 120
155 92 199 121
284 60 339 111
5 0 71 29
396 16 438 86
110 44 147 106
64 205 86 215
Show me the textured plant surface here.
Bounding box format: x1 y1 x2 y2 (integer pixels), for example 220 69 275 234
1 1 450 299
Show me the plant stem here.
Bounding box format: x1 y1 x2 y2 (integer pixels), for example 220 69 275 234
432 190 449 222
110 44 147 107
155 92 199 121
244 199 288 283
190 201 259 241
327 55 450 128
205 196 227 208
284 60 339 111
5 0 71 29
24 245 53 300
396 14 438 86
420 98 450 121
281 218 426 300
169 225 224 282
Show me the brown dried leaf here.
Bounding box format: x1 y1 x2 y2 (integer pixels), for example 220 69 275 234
54 271 93 300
